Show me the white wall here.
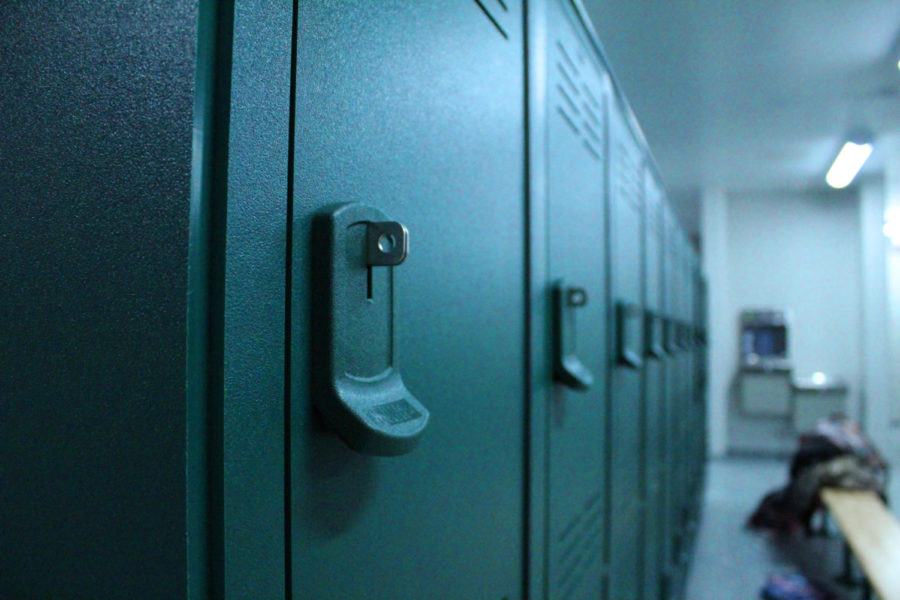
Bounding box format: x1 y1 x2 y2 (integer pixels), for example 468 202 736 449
858 178 893 451
884 134 900 431
703 188 863 455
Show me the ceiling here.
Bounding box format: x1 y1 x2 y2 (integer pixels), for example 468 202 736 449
583 0 900 235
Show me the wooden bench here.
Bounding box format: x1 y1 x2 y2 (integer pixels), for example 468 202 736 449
821 488 900 600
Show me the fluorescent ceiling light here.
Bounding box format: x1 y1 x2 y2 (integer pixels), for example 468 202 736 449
825 141 872 189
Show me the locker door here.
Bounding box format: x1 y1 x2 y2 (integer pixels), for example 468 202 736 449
607 102 645 600
0 3 198 598
221 4 294 597
696 277 709 479
641 169 665 600
661 206 680 596
289 4 527 599
670 229 690 586
679 238 693 536
687 255 701 520
683 249 698 545
545 2 610 599
670 230 687 572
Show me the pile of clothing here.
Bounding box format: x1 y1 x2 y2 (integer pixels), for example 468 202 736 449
760 573 844 600
747 416 887 534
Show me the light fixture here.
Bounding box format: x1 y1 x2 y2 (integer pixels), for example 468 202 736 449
826 140 873 189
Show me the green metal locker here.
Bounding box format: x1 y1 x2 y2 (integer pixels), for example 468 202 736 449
221 3 294 596
0 3 707 599
660 203 682 599
682 247 699 552
607 98 645 600
2 3 201 597
670 229 694 594
0 3 294 598
289 3 528 599
542 2 611 598
688 261 708 525
642 167 666 600
696 276 710 486
682 244 697 520
671 230 689 572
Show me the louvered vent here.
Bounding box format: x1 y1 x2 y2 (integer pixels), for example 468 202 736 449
648 185 663 235
555 489 604 599
472 0 511 40
555 40 605 162
614 137 643 210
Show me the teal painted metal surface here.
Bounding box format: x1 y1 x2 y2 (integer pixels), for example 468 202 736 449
188 0 232 596
660 204 680 599
222 1 293 596
526 2 552 598
0 2 198 598
669 228 687 580
642 168 666 600
606 98 646 600
289 2 527 598
0 3 711 599
544 2 610 598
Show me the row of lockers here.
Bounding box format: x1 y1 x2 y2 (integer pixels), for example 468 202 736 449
294 1 710 598
0 1 708 599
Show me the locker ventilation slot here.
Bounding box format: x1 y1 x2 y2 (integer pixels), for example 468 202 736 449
614 139 643 210
472 0 510 40
647 187 664 235
554 40 604 162
555 489 604 599
646 194 663 236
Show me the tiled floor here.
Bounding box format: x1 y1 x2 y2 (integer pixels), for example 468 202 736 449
683 456 853 600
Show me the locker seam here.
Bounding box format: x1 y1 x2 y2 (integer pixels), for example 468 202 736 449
283 0 299 597
187 1 233 596
523 1 546 598
197 1 233 597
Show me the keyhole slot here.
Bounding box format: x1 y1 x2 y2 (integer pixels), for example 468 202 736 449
367 221 408 266
378 233 396 254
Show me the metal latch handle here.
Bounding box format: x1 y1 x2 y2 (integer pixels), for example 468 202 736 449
553 281 594 391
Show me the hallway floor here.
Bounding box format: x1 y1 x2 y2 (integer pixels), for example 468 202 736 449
683 456 855 600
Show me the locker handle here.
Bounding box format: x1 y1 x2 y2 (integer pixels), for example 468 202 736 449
685 324 696 351
311 203 429 456
663 317 677 355
616 301 644 370
697 328 708 348
553 282 594 391
645 310 665 359
677 322 691 351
